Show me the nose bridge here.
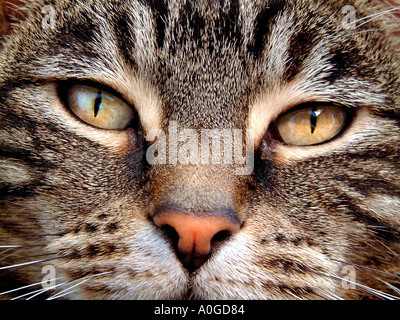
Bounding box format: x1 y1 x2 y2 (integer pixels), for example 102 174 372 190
153 165 239 215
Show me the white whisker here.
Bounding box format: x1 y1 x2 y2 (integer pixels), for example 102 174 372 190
25 281 66 300
284 289 303 300
376 240 400 259
329 258 400 280
47 271 112 300
47 279 91 300
0 276 64 297
313 271 400 300
377 278 400 295
48 289 79 300
12 286 53 300
319 291 344 300
351 6 400 25
11 278 67 300
357 7 400 28
0 259 48 271
0 248 17 262
309 292 331 300
0 245 23 248
0 248 15 255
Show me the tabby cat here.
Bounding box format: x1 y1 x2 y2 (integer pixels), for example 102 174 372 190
0 0 399 300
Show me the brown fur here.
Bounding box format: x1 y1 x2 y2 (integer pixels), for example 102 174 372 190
0 0 399 299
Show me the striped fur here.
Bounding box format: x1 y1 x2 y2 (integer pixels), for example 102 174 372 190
0 0 399 299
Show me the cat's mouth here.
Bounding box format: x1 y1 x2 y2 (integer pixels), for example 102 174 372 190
181 286 197 300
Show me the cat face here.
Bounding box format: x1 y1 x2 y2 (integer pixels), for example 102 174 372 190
0 0 399 299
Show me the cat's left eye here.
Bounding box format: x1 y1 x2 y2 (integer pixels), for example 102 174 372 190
66 84 135 130
273 104 349 146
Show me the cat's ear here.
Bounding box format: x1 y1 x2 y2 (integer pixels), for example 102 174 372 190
0 0 26 36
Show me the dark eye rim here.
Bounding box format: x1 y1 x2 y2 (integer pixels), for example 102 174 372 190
267 101 355 147
57 80 141 131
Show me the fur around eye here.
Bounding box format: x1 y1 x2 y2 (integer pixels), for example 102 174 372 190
274 104 349 146
66 84 135 130
1 0 399 301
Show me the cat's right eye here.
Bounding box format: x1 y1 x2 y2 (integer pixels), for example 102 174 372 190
66 84 135 130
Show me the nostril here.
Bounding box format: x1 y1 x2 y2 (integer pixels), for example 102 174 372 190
160 224 179 249
211 230 233 243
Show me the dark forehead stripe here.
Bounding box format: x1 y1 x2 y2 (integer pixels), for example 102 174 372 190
284 18 319 81
47 10 100 60
214 0 242 50
325 41 369 85
146 0 169 50
247 0 286 58
113 10 136 67
177 1 205 48
170 1 242 52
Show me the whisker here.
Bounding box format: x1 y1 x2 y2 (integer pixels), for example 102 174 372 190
377 279 400 295
13 287 52 301
284 289 303 300
5 270 111 300
47 281 89 300
47 271 112 300
47 289 79 300
0 259 49 271
0 252 58 263
308 291 330 300
0 246 24 248
24 278 73 300
0 251 19 263
312 271 400 300
0 255 72 275
0 244 48 248
24 287 55 300
0 276 65 297
329 258 400 280
316 291 344 300
350 6 400 26
0 233 64 239
357 7 400 28
12 277 84 300
0 245 51 263
375 239 400 259
10 277 66 300
0 248 16 259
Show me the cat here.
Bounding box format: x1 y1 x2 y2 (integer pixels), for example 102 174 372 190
0 0 399 300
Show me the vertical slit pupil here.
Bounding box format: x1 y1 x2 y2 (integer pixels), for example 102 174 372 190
310 106 318 134
94 90 103 117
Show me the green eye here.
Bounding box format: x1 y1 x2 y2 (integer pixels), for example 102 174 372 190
67 84 135 130
275 104 348 146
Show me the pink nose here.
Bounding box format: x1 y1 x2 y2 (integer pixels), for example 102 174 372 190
153 209 241 270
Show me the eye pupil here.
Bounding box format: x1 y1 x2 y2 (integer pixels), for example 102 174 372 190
310 106 318 134
93 90 103 118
